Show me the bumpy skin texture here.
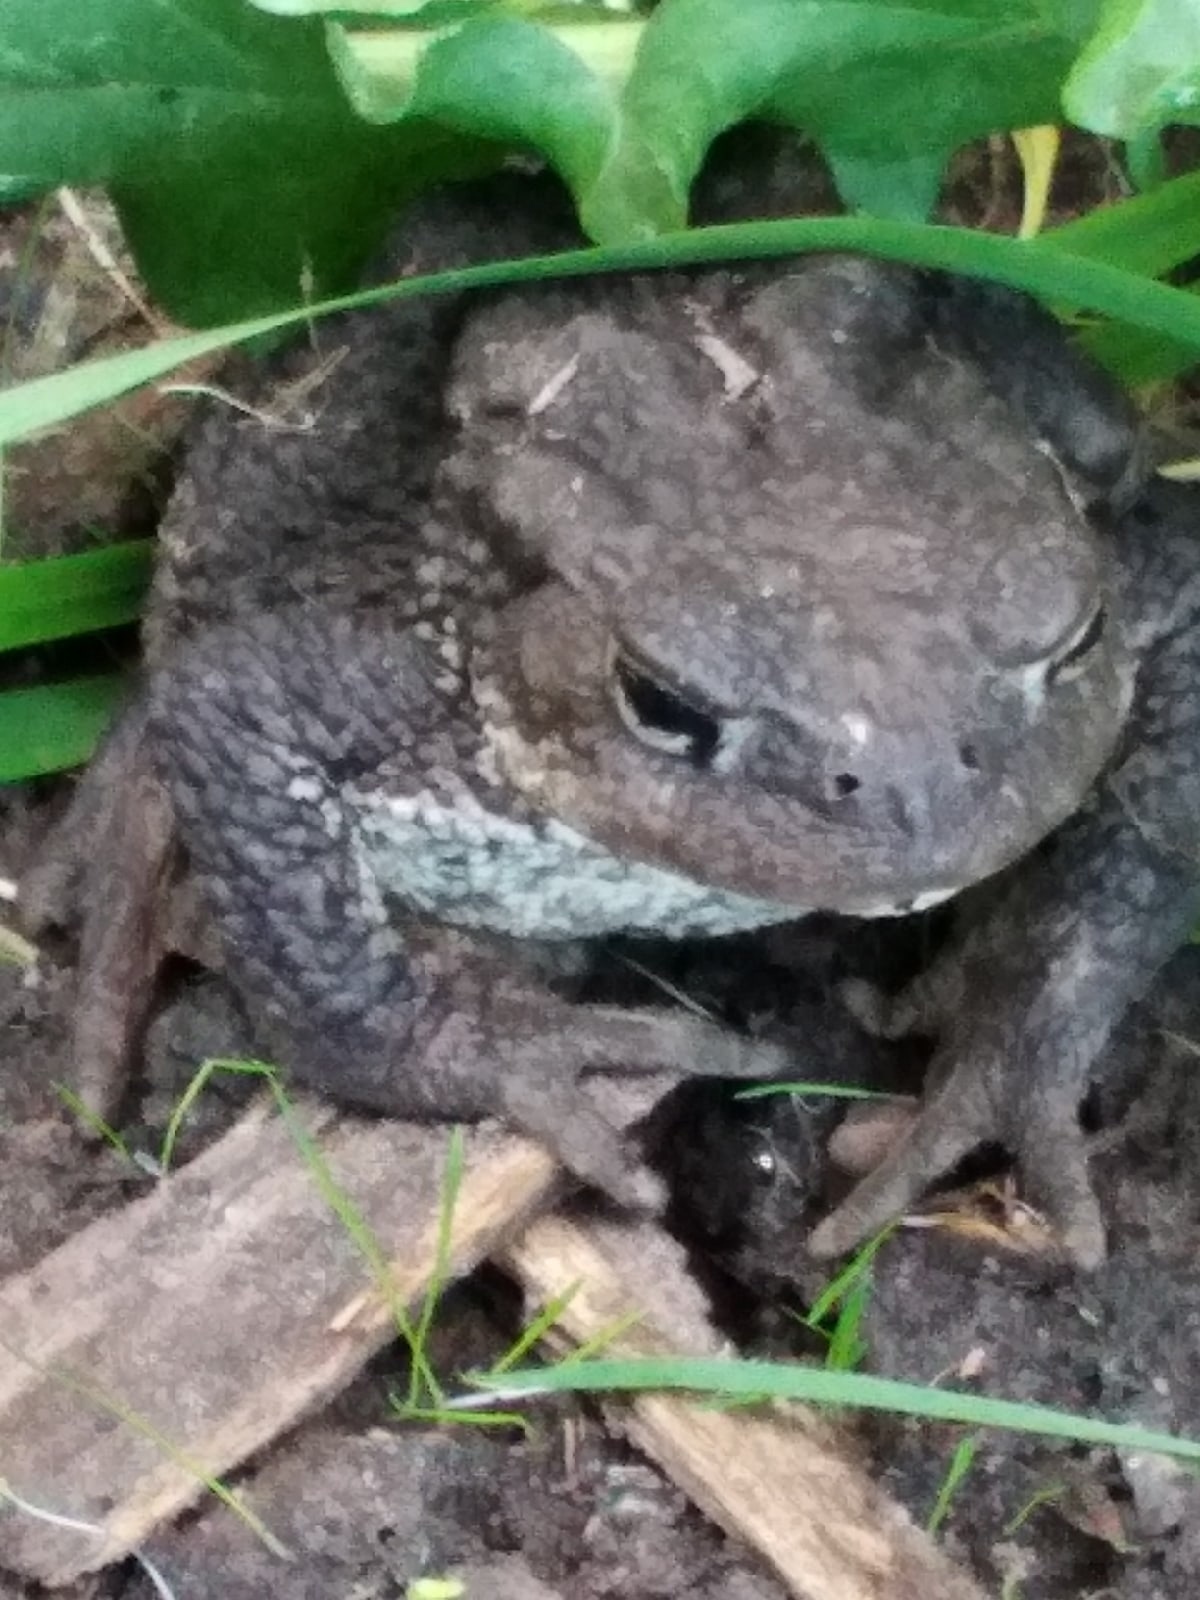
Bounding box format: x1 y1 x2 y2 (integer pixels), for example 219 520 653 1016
33 172 1200 1252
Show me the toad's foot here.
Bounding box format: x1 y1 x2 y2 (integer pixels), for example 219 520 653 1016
812 794 1200 1268
809 1036 1107 1267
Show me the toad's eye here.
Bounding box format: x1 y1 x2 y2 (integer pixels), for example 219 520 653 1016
609 647 723 767
1046 604 1107 686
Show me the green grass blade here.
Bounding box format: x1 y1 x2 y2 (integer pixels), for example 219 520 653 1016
0 674 129 781
468 1355 1200 1464
926 1430 980 1536
1080 302 1200 386
1047 167 1200 276
54 1083 136 1165
0 541 153 651
401 1127 465 1412
491 1284 582 1376
8 219 1200 447
804 1226 896 1331
156 1058 227 1175
823 1271 871 1373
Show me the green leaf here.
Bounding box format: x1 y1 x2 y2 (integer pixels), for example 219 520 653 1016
1043 170 1200 382
0 675 129 781
470 1355 1200 1465
0 541 153 652
824 145 949 222
8 216 1200 447
331 17 628 196
0 177 49 206
329 0 1099 241
1065 0 1200 140
582 0 1095 237
1126 126 1167 187
0 0 490 323
1048 166 1200 275
1078 297 1200 385
259 0 473 13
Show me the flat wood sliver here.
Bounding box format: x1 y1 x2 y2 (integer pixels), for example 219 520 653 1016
0 1099 985 1599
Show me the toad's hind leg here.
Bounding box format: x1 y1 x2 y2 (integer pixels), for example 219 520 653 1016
22 698 179 1120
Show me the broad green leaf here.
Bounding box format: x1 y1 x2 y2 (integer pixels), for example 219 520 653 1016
0 0 491 323
0 675 130 781
1065 0 1200 140
257 0 582 14
330 17 630 195
580 0 1098 237
260 0 477 13
6 217 1200 447
823 146 949 223
0 178 49 206
253 0 635 14
0 541 154 651
329 0 1102 240
1126 125 1167 187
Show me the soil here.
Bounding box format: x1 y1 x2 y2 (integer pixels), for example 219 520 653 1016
5 162 1200 1600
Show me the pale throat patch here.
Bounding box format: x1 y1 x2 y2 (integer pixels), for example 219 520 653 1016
346 785 808 941
345 786 959 939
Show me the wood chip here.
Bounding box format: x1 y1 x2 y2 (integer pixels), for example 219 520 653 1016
505 1214 986 1600
0 1102 558 1585
0 1102 982 1599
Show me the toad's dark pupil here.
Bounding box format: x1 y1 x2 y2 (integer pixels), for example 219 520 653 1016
614 654 722 767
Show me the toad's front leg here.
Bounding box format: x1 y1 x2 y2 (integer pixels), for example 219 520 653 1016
811 805 1200 1266
155 608 793 1205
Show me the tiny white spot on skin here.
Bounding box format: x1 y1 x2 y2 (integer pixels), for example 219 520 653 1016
855 888 958 918
909 886 957 912
415 556 446 586
840 712 872 747
694 332 760 400
0 876 17 903
830 327 848 345
1018 661 1047 709
286 775 323 803
527 354 580 416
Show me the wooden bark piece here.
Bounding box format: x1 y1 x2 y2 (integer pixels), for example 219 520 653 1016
505 1214 987 1600
0 1101 559 1585
0 1098 982 1600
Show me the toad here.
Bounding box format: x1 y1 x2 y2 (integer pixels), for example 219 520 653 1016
26 173 1200 1264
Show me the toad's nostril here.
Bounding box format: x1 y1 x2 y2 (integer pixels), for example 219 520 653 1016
958 741 981 771
833 772 860 798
